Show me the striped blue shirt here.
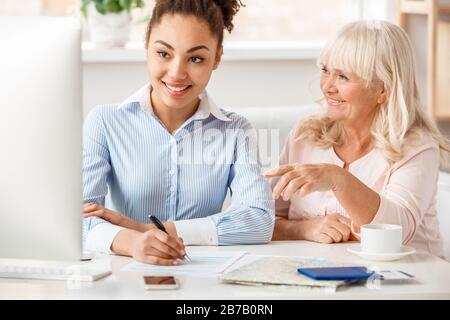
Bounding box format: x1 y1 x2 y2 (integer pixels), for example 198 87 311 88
83 84 274 252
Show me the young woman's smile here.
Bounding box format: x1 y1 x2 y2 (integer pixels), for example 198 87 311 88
162 81 193 97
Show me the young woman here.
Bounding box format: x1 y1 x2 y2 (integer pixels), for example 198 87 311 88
265 20 448 257
83 0 274 265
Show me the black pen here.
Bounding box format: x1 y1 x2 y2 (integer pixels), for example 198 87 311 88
148 215 191 262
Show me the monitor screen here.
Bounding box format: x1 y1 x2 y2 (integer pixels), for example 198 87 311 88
0 17 83 261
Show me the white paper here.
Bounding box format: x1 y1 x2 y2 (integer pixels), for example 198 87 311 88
121 251 246 275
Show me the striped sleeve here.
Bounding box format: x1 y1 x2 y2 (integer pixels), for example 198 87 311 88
209 117 275 245
273 125 295 218
82 107 113 235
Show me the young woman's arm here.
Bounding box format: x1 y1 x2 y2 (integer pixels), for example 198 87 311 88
110 228 186 265
82 107 185 263
82 107 119 253
204 117 275 245
83 202 149 232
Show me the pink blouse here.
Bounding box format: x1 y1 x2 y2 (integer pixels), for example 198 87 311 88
276 126 444 257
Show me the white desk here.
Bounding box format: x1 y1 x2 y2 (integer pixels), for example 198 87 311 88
1 241 450 299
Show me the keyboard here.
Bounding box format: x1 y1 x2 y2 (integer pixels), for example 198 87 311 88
0 261 112 282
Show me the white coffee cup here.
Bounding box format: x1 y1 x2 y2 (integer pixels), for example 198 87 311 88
360 224 402 254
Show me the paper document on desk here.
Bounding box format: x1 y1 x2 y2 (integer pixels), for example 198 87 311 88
220 255 345 290
122 251 246 276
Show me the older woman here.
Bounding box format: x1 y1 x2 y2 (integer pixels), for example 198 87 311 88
264 20 448 257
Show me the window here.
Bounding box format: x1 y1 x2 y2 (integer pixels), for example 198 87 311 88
226 0 360 42
133 0 365 43
0 0 79 16
0 0 42 15
0 0 392 44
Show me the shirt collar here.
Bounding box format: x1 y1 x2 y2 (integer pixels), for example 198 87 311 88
120 83 231 122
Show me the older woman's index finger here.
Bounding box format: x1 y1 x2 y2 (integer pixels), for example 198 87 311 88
263 165 294 177
272 171 299 200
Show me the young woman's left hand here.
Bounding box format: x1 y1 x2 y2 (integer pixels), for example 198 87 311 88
264 163 344 200
83 203 148 232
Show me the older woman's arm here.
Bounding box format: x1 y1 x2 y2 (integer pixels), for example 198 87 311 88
333 143 439 240
267 162 380 226
269 126 354 243
268 142 439 244
272 175 353 243
331 166 381 226
358 144 439 243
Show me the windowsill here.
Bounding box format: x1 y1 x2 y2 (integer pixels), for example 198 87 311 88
82 40 325 63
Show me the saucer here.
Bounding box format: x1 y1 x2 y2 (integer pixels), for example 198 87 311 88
347 246 416 261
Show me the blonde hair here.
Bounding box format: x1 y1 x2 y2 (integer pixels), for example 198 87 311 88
297 20 449 164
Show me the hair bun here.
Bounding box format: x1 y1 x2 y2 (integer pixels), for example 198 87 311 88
211 0 244 32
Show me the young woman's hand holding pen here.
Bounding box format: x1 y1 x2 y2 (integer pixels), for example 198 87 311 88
83 203 186 265
128 228 186 265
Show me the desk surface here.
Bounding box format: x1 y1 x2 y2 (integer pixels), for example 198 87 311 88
1 241 450 300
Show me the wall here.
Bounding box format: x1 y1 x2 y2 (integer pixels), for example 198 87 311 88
403 5 450 161
82 57 321 117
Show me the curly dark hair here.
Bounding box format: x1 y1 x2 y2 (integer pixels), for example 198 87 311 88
145 0 244 49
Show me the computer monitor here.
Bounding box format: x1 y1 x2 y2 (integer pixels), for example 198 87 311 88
0 17 83 261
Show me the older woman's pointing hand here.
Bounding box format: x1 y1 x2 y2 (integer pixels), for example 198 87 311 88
264 163 345 201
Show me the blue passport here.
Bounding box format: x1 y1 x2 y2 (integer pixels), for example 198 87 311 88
297 266 375 281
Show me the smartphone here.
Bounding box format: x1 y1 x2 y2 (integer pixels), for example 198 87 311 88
297 266 375 281
143 276 179 290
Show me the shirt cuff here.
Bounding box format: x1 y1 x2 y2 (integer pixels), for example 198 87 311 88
85 222 125 254
173 217 218 245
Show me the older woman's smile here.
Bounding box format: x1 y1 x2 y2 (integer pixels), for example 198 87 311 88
327 97 346 106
